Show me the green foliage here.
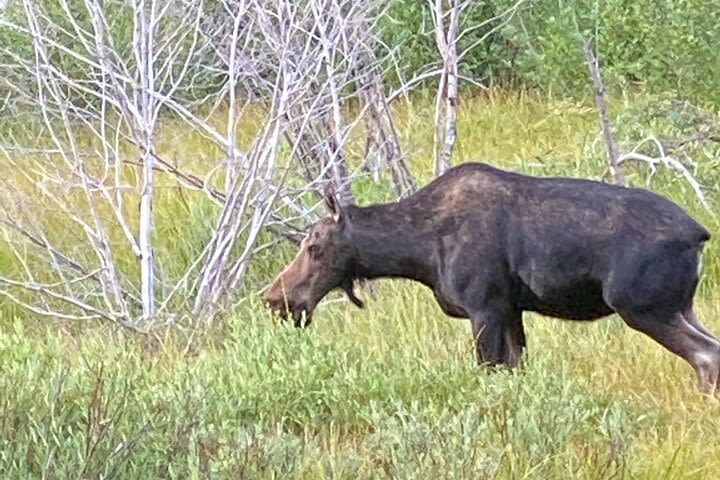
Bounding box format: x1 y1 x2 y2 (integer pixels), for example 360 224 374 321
0 311 645 478
501 0 720 105
379 0 720 106
0 0 220 106
378 0 517 88
1 0 134 77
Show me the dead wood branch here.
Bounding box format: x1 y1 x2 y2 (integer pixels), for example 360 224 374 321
582 36 625 186
615 136 715 216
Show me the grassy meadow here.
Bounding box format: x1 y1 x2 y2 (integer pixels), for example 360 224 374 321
2 91 720 478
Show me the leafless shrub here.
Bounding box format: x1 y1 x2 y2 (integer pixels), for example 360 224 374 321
0 0 419 327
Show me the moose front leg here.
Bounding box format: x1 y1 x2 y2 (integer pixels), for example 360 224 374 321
470 307 525 369
503 313 526 368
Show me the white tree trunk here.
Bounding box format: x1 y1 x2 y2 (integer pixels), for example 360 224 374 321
139 147 155 319
431 0 462 177
136 0 157 320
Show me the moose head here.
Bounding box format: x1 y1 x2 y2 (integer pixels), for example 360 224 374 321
262 190 364 326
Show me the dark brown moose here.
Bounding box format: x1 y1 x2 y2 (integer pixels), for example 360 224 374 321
263 162 720 395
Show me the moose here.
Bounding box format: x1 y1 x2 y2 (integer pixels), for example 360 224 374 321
263 162 720 395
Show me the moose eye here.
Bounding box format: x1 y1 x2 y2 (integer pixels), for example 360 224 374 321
307 244 321 258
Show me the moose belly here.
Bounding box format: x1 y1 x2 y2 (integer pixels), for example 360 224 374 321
433 291 469 318
518 279 613 320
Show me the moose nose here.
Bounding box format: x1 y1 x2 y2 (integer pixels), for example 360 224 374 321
262 282 288 312
262 286 279 307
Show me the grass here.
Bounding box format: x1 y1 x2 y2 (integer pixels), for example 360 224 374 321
2 89 720 478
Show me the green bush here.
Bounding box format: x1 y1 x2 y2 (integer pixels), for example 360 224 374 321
501 0 720 105
0 307 642 478
377 0 518 88
378 0 720 106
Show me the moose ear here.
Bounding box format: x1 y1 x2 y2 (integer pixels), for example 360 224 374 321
323 185 344 222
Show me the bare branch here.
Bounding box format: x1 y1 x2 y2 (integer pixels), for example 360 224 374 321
616 136 715 216
582 36 625 185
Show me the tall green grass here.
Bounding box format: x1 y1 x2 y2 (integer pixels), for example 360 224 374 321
1 90 720 478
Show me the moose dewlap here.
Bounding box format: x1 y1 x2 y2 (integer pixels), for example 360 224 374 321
263 162 719 396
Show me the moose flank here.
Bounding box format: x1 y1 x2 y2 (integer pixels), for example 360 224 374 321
263 162 720 396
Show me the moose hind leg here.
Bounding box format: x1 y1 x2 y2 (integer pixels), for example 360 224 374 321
620 309 720 395
682 305 719 342
682 306 720 392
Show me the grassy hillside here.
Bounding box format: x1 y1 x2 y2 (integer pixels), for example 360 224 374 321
2 91 720 478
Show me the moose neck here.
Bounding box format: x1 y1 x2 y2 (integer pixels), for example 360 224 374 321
346 203 437 287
